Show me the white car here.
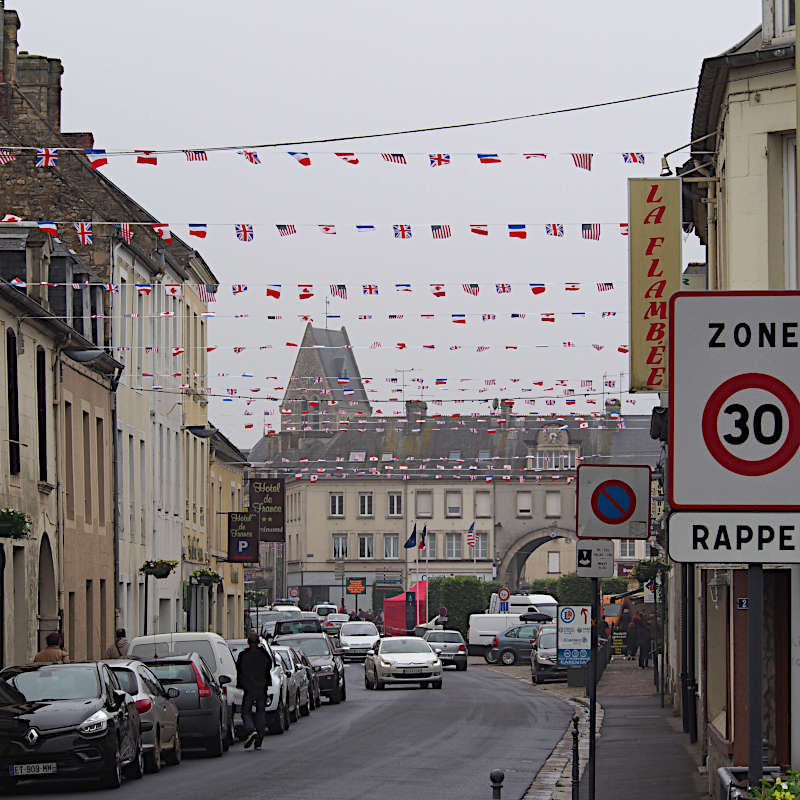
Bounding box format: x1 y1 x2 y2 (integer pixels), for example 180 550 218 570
339 621 380 661
364 636 443 690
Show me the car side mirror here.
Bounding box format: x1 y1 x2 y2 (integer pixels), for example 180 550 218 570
434 648 443 655
111 689 127 709
219 675 232 686
366 649 375 656
167 687 180 699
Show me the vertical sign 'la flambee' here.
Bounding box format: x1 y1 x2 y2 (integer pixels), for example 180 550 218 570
628 178 682 392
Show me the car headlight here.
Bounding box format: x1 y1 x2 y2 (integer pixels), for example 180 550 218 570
319 665 334 674
341 645 350 650
379 660 392 669
79 709 110 735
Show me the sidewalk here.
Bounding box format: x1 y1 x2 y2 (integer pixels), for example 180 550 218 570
580 658 706 800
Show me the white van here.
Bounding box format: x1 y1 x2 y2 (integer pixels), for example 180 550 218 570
488 593 558 620
467 613 523 655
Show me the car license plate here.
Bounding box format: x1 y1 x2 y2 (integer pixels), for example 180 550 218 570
10 763 57 776
403 668 426 674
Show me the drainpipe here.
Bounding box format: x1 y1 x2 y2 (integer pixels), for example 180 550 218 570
109 238 121 627
52 339 67 639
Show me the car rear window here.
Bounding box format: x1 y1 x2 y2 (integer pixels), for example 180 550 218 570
130 640 215 668
145 663 197 685
538 633 556 650
275 620 322 634
277 637 331 657
110 668 138 695
426 632 462 643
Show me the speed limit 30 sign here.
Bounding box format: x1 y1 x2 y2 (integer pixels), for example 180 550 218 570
669 292 800 509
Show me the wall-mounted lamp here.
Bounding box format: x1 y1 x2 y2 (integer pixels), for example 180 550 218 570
708 569 728 610
660 132 718 177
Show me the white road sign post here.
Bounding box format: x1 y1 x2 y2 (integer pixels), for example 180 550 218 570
668 291 800 787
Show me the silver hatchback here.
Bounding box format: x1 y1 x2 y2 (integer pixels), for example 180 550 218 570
106 659 181 772
364 636 443 690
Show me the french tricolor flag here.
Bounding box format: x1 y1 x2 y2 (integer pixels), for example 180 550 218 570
508 224 527 239
189 224 207 239
451 314 466 324
37 221 58 236
477 153 501 164
288 151 311 166
85 149 108 169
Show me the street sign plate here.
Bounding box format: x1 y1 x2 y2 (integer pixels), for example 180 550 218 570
557 605 591 666
499 600 509 612
575 540 614 577
577 464 651 539
498 587 511 602
669 292 800 510
667 511 800 563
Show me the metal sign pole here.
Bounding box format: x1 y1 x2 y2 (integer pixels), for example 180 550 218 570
588 576 598 800
748 563 763 788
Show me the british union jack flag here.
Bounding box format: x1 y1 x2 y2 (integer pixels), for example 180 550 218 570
235 224 254 242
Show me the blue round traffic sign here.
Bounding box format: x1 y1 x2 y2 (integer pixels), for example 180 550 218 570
590 480 637 525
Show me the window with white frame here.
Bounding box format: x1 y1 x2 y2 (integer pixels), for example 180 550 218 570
424 532 436 558
547 551 560 573
475 490 491 518
618 539 636 559
545 491 562 518
445 490 462 518
329 493 344 517
333 534 348 560
359 534 374 559
358 492 373 517
415 491 433 518
784 135 797 290
534 449 577 470
764 0 795 42
516 491 532 516
475 532 488 559
446 532 462 559
388 492 402 517
384 534 399 559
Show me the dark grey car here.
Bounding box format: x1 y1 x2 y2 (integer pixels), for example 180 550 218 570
485 623 543 665
143 655 228 758
422 631 468 671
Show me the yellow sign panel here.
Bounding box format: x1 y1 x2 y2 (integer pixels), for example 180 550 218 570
628 178 682 392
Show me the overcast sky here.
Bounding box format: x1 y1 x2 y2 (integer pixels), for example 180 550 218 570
10 1 759 448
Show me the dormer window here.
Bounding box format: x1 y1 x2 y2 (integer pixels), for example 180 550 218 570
764 0 795 44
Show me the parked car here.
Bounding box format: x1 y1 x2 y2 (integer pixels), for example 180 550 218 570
339 621 381 661
106 659 181 772
364 636 443 690
422 630 468 670
485 622 545 666
271 646 311 720
273 617 324 637
0 662 144 790
322 613 350 634
225 637 290 736
271 603 302 614
142 654 229 757
531 626 567 684
466 613 524 656
296 650 321 709
272 633 346 704
128 632 240 747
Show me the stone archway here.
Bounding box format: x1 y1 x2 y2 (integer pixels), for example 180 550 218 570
37 534 58 650
497 527 573 589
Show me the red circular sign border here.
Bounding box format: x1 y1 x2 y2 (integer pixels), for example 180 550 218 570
498 587 511 602
590 480 637 525
700 372 800 477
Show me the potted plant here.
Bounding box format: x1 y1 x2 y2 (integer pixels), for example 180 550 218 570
192 568 221 586
0 507 32 539
749 771 800 800
139 559 178 579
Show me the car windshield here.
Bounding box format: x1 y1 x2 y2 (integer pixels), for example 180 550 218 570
316 607 336 617
145 662 197 685
538 633 557 650
340 623 378 636
276 620 321 634
327 614 349 623
130 640 215 668
0 666 100 702
278 638 331 657
110 668 138 695
426 632 463 643
380 639 431 655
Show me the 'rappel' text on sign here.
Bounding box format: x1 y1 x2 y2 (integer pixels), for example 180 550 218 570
667 512 800 563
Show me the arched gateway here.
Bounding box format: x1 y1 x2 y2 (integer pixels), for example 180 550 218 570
496 527 573 589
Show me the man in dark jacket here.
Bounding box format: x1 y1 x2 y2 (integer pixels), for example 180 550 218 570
235 631 272 749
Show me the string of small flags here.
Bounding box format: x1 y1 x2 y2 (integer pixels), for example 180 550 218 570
0 147 651 171
1 216 631 244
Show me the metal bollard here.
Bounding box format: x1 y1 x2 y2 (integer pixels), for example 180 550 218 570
571 714 580 800
490 769 505 799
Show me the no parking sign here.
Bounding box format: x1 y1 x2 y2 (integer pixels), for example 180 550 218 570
577 464 651 539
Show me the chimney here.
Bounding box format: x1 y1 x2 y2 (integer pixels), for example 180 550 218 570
0 5 19 120
15 50 62 129
405 400 427 422
62 132 94 149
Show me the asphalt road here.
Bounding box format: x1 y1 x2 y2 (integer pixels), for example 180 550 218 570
14 663 570 800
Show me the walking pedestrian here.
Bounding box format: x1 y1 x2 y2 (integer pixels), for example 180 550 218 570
104 628 129 659
33 632 69 663
626 617 639 661
235 631 272 750
637 619 652 668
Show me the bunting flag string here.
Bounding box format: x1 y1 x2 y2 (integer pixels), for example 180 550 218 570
3 217 633 244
